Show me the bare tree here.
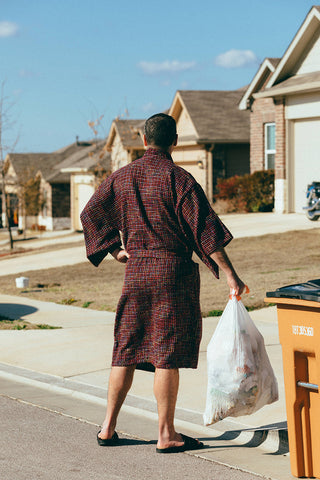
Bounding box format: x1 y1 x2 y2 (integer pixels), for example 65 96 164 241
17 167 43 234
0 82 19 249
87 115 111 187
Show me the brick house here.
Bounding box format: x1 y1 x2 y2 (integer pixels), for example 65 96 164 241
239 6 320 213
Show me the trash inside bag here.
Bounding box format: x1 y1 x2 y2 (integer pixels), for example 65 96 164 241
203 296 278 426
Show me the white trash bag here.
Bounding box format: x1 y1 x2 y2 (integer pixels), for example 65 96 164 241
203 294 278 426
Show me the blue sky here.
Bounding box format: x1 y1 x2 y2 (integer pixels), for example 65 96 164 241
1 0 318 153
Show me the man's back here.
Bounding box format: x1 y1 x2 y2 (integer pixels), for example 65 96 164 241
110 147 196 256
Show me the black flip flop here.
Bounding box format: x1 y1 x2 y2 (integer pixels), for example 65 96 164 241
97 430 119 446
156 433 204 454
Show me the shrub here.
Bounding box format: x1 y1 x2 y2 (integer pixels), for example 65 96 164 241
214 170 274 213
215 175 240 200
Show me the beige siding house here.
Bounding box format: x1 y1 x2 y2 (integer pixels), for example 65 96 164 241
169 89 250 202
59 141 111 231
106 91 250 203
240 5 320 213
1 141 107 231
106 119 145 171
3 148 74 231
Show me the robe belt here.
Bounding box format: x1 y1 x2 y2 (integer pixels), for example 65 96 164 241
128 250 192 260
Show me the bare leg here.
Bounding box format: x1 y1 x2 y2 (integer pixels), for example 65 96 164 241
98 365 135 440
153 368 184 449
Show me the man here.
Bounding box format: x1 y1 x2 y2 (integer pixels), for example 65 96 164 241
80 113 245 453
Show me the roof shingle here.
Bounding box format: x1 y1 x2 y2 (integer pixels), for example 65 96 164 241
113 119 144 148
6 141 110 184
178 89 250 143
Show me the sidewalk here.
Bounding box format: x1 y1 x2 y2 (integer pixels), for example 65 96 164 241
0 228 83 248
0 293 293 479
0 229 86 276
220 211 320 238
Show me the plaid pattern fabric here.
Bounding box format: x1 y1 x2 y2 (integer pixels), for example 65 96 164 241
80 148 233 368
113 251 201 368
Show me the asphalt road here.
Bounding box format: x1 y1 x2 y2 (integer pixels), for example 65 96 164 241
0 394 262 480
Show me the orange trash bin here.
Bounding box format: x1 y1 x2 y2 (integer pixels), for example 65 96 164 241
266 279 320 478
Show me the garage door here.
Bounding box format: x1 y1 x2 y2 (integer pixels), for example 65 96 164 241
75 183 94 230
293 118 320 213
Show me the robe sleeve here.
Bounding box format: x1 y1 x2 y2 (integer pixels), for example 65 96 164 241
178 183 233 278
80 177 122 267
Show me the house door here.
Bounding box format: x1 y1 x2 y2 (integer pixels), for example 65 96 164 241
212 146 226 194
292 118 320 213
75 182 94 230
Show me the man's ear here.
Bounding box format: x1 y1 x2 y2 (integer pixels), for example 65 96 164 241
143 134 148 147
173 134 178 146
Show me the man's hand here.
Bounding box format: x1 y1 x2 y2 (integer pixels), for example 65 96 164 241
111 248 130 263
210 247 247 297
226 273 246 297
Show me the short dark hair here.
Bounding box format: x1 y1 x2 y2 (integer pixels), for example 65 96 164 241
144 113 177 150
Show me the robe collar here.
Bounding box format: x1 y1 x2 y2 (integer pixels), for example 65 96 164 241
145 147 173 163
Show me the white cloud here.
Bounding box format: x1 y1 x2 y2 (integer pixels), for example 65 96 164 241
0 21 19 38
141 102 155 113
138 60 196 75
215 49 259 68
19 69 37 78
19 68 39 78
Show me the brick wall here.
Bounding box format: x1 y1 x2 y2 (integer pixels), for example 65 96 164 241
250 97 275 172
250 96 286 182
274 98 286 180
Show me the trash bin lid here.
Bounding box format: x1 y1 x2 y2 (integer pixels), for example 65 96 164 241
266 279 320 302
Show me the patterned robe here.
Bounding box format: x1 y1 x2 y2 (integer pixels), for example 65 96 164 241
80 148 232 369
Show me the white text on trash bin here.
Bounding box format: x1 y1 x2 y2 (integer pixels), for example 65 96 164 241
292 325 314 336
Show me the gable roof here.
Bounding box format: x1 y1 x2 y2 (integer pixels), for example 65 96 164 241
254 70 320 99
266 6 320 89
106 119 145 150
239 58 281 110
171 89 250 143
5 141 107 184
239 6 320 106
59 140 111 175
6 152 61 182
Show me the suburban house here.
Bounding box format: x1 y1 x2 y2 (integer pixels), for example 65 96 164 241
106 90 250 203
59 141 111 230
169 89 250 201
3 149 73 231
106 119 145 172
1 140 108 231
239 5 320 214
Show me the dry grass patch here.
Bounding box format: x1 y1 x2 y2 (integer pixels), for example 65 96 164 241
0 315 60 330
0 229 319 316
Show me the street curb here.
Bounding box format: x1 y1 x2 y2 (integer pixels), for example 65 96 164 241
0 362 288 455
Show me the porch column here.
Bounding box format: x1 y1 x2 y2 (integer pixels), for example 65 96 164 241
206 145 214 204
1 189 6 227
274 97 287 213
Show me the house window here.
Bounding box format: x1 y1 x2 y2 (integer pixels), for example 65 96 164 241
264 123 275 170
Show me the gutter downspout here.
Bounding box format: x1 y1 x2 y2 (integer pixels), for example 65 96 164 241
206 144 215 204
